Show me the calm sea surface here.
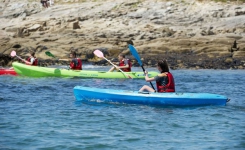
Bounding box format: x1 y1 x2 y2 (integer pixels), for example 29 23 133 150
0 65 245 150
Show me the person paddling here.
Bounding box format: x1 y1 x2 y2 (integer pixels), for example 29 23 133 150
108 53 132 72
139 59 175 93
19 51 38 66
59 51 82 70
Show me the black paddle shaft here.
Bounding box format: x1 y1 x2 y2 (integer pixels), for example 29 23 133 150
141 66 156 91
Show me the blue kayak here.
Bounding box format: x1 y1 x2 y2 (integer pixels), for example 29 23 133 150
73 86 229 106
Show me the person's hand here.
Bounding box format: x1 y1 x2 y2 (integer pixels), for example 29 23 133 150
144 71 149 77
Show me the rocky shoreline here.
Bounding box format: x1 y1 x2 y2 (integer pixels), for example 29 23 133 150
0 0 245 69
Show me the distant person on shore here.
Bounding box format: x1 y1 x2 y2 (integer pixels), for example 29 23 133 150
139 59 175 93
59 51 82 70
41 0 49 8
108 53 132 72
49 0 53 6
127 40 134 46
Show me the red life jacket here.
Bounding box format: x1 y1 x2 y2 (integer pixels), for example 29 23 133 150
26 57 38 66
156 72 175 92
119 59 132 72
70 58 82 70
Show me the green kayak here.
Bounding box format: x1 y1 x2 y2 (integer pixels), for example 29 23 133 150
12 62 158 78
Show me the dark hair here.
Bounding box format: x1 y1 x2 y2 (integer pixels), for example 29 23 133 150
126 40 134 45
119 53 125 58
30 51 35 57
157 60 169 72
70 51 77 57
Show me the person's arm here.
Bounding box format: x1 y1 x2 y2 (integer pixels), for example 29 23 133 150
118 64 129 69
144 71 155 82
22 58 34 65
117 60 129 69
21 59 29 64
25 61 32 65
59 58 71 61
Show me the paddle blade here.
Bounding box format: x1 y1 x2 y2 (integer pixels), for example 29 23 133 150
10 51 16 57
45 51 55 58
127 74 133 79
128 44 143 66
93 49 104 58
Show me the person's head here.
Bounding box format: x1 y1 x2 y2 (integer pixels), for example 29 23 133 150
126 40 134 45
30 51 35 57
118 53 125 61
157 59 169 72
70 51 77 58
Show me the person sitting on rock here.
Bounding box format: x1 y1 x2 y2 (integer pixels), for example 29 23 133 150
59 51 82 70
40 0 49 8
139 59 175 93
108 53 132 72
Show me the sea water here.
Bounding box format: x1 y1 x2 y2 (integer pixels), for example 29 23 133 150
0 65 244 150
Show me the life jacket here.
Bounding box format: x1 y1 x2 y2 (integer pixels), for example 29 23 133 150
70 58 82 70
26 57 38 66
156 72 175 93
119 59 132 72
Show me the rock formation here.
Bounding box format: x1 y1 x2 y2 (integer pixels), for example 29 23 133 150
0 0 244 69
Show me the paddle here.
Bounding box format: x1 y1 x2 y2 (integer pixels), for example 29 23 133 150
10 51 25 62
93 49 133 79
44 51 72 70
45 51 56 58
128 44 156 91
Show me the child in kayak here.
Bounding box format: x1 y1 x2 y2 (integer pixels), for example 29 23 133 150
20 51 38 66
108 54 132 72
139 59 175 93
59 51 82 70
